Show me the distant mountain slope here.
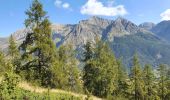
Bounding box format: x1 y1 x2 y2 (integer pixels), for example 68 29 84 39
0 37 8 51
111 32 170 67
1 17 170 67
151 20 170 42
139 22 155 30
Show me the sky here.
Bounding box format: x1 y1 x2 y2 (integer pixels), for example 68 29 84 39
0 0 170 37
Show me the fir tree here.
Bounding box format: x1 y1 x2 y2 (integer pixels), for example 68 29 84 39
82 41 94 93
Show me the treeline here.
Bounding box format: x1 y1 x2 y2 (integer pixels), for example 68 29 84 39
0 0 170 100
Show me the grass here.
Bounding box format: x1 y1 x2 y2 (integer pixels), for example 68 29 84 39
0 75 102 100
18 81 102 100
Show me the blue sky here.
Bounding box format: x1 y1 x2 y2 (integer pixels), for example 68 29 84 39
0 0 170 37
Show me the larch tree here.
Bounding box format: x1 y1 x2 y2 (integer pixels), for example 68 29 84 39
130 54 144 100
0 51 6 75
51 45 82 93
115 59 129 97
83 40 118 98
8 35 19 59
158 64 168 100
8 35 20 72
142 64 157 100
19 0 56 87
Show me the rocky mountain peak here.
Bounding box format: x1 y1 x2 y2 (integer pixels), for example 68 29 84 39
139 22 155 30
79 16 111 28
115 17 128 23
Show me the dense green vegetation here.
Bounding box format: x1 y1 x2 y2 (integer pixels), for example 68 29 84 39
0 0 170 100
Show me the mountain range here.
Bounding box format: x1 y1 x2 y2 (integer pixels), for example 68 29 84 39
1 16 170 67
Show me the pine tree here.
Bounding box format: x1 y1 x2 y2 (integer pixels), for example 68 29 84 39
20 0 56 87
143 64 157 100
130 54 144 100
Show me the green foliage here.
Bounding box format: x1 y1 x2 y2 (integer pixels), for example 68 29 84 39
0 51 6 75
82 41 95 94
51 45 83 93
0 72 20 100
157 64 169 100
0 87 82 100
1 0 170 100
8 35 19 59
114 59 129 97
130 54 145 100
8 35 21 73
142 64 158 100
19 0 56 87
0 51 12 75
83 41 118 98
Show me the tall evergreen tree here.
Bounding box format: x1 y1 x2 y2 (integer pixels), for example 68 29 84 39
51 45 82 92
165 68 170 99
83 41 118 98
8 35 19 59
19 0 56 86
82 41 94 93
158 64 168 100
0 51 6 75
143 64 157 100
114 59 129 97
8 35 20 72
130 54 144 100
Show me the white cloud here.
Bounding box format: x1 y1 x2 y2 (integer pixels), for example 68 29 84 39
62 3 70 9
54 0 71 10
80 0 127 16
161 9 170 20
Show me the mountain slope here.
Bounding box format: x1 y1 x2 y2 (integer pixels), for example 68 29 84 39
151 20 170 41
0 37 8 51
139 22 155 30
1 17 170 67
111 32 170 67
